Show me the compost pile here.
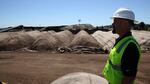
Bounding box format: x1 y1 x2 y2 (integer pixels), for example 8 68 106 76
0 26 150 53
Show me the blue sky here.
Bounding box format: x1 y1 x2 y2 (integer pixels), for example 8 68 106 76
0 0 150 28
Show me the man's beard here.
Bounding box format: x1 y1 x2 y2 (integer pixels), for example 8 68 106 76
112 24 116 34
112 27 116 34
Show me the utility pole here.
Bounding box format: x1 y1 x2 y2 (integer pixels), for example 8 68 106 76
78 19 81 25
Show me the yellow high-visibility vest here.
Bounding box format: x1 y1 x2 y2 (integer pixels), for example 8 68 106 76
102 36 141 84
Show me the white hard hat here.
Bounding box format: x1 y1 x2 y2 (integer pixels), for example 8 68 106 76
112 8 135 21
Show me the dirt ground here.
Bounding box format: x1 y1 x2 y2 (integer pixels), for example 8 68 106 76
0 52 149 84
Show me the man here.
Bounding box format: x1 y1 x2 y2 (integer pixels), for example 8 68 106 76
102 8 141 84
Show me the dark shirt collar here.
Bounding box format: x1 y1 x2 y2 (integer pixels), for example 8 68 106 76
114 32 132 46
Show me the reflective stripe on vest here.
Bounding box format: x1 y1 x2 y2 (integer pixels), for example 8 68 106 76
117 38 139 53
109 60 121 71
117 38 132 53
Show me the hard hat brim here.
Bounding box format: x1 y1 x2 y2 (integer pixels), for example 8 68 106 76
110 17 138 24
